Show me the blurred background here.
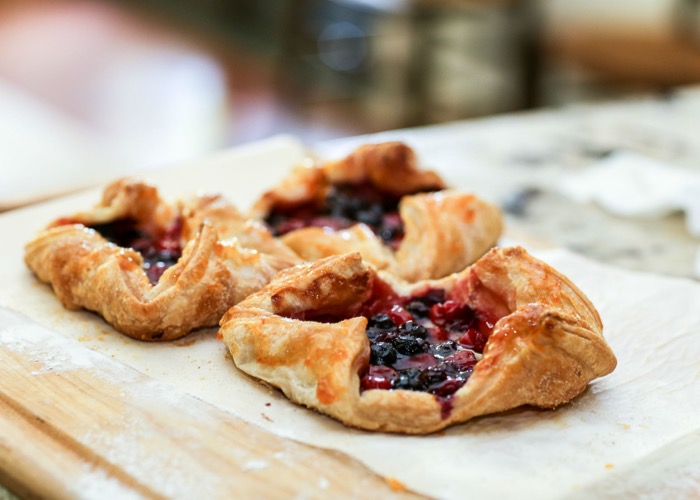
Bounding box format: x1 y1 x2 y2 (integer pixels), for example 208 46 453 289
1 0 700 195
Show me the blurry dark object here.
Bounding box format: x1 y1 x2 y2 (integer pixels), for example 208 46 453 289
277 1 376 127
277 0 538 130
122 0 537 134
12 0 700 148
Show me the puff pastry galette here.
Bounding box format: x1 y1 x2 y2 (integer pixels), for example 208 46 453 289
219 247 616 434
251 142 503 282
25 178 300 341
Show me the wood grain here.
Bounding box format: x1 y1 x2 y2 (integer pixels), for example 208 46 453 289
0 313 420 499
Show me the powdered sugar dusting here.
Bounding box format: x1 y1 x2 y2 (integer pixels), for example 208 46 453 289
0 308 97 374
80 420 212 499
72 466 142 500
0 307 215 498
242 460 269 472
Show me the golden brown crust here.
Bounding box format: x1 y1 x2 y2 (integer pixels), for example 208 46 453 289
321 142 445 196
278 225 395 272
394 191 503 281
25 178 300 341
180 192 300 263
219 248 617 434
250 159 325 220
251 142 503 281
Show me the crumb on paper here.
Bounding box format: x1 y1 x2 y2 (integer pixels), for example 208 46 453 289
605 463 615 470
261 413 273 422
621 423 631 430
385 477 406 492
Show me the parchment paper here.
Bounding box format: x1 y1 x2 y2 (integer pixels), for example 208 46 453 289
1 136 699 499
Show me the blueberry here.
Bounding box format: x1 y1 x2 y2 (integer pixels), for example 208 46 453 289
431 340 459 359
394 368 423 391
398 321 428 339
365 328 383 342
376 330 399 343
419 289 446 306
365 315 399 343
419 367 448 390
370 342 398 366
368 314 394 330
439 362 460 378
437 362 472 384
319 184 408 247
328 198 351 218
347 197 367 214
379 227 399 243
326 189 355 217
393 334 426 356
356 204 383 227
329 186 366 213
90 218 144 249
406 300 430 319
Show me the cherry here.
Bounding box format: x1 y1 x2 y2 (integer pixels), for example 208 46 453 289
458 328 488 352
429 300 463 325
448 350 478 371
387 305 413 326
361 366 396 390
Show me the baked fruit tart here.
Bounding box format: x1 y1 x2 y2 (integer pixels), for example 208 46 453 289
25 179 300 341
251 142 503 282
219 248 617 434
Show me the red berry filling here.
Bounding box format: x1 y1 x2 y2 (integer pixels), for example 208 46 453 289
88 218 183 285
265 183 409 249
277 277 499 417
358 286 497 410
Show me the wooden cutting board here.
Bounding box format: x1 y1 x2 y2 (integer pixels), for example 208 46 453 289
0 308 417 499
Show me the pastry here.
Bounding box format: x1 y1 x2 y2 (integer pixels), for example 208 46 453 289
219 247 617 434
25 178 300 341
251 142 503 281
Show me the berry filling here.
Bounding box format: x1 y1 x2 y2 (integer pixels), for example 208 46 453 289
355 284 497 417
293 278 498 416
88 218 183 285
359 287 494 399
265 183 411 250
